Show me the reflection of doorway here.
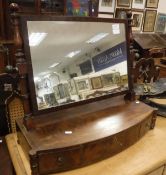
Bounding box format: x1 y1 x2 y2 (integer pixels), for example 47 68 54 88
101 0 112 7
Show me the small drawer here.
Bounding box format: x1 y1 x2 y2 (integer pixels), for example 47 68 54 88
82 132 126 165
139 115 152 138
38 147 82 174
125 123 140 147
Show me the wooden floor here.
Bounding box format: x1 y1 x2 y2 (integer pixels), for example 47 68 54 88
0 137 14 175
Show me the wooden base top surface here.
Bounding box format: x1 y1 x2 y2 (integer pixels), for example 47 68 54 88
6 117 166 175
17 100 154 152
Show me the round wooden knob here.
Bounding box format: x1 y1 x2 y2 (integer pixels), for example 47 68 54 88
126 11 132 19
9 3 19 13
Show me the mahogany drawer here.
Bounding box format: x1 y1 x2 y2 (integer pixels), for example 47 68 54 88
38 146 82 174
139 115 152 138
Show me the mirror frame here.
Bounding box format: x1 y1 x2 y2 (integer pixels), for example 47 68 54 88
20 16 132 116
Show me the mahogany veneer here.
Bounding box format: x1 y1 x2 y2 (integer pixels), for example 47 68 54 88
16 96 156 175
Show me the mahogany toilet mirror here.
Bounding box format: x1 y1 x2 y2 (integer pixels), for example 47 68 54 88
9 5 158 175
20 15 132 116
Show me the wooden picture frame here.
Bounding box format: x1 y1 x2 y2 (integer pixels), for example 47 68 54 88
143 10 157 32
117 0 131 7
132 11 144 31
115 8 129 18
132 0 146 9
66 0 89 16
91 76 103 89
146 0 159 8
98 0 115 13
155 13 166 33
98 12 114 18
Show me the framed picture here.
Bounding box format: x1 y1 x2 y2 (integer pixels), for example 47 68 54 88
155 13 166 33
75 78 90 91
120 74 128 85
117 0 131 7
102 73 114 87
115 8 129 18
132 0 146 9
146 0 159 8
91 76 103 89
112 72 121 84
77 80 88 91
98 0 115 13
66 0 89 16
132 11 144 31
98 12 114 18
143 10 157 32
53 85 61 100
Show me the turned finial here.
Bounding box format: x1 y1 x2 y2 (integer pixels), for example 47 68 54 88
126 11 132 19
9 3 19 14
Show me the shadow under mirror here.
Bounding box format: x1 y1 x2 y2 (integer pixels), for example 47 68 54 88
25 18 129 111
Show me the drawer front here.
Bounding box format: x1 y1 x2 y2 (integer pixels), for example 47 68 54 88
82 132 126 165
38 147 82 174
139 115 152 138
125 123 140 147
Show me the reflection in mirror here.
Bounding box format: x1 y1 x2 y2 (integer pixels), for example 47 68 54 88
26 20 129 110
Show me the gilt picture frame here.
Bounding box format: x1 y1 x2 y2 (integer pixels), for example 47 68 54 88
155 13 166 33
102 73 114 87
132 11 144 31
143 10 157 32
98 0 115 13
132 0 146 9
115 8 129 18
117 0 131 7
146 0 159 8
91 76 103 89
98 12 114 18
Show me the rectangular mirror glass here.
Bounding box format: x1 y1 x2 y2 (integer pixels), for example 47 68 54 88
21 17 130 114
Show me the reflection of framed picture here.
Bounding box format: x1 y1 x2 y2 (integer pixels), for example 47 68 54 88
146 0 159 8
98 0 115 13
143 10 157 32
155 13 166 33
77 81 88 90
132 11 144 31
53 86 60 100
117 0 131 7
75 78 90 91
102 73 114 87
98 12 114 18
68 79 77 95
132 0 146 9
91 76 103 89
113 72 121 84
58 83 70 99
120 74 128 85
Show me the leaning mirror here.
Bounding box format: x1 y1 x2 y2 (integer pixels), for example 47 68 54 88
21 16 131 114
